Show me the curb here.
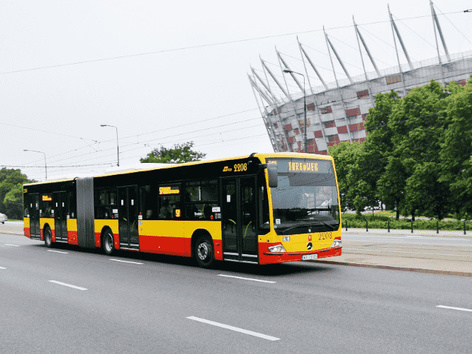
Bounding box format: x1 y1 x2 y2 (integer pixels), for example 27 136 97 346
0 231 23 236
316 260 472 277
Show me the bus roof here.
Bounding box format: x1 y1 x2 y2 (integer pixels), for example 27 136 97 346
23 152 333 186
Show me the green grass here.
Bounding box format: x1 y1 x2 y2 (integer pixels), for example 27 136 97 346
342 212 470 231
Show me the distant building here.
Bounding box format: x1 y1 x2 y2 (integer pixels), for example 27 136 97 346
249 4 472 154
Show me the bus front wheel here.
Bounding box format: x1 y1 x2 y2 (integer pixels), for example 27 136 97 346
194 235 215 268
102 230 115 256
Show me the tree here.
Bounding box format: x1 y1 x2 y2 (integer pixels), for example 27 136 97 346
362 91 401 216
439 79 472 217
377 156 407 219
4 184 23 219
389 81 449 219
329 142 358 211
330 79 470 220
329 141 373 215
140 142 206 164
0 168 31 219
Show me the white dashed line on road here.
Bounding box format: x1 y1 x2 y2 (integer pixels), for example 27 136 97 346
437 305 472 313
218 274 276 284
187 316 280 341
49 280 88 291
109 259 144 265
47 250 69 254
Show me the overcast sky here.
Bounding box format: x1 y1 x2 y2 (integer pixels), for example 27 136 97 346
1 0 471 181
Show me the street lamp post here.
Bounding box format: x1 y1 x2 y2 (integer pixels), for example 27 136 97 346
283 69 307 153
100 124 120 167
24 149 47 180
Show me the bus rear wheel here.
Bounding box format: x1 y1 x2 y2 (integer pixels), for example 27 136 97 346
44 227 53 248
194 235 215 268
102 230 115 256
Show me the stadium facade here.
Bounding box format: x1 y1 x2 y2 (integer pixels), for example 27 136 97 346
249 3 472 154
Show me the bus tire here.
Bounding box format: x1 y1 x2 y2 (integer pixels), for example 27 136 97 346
102 229 115 256
44 226 53 248
194 235 215 268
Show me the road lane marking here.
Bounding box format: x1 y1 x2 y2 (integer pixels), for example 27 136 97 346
437 305 472 313
0 266 6 270
186 316 280 341
218 274 276 284
49 280 88 291
4 244 20 247
47 250 69 254
109 259 144 265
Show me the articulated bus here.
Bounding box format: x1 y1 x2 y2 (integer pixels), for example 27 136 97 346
23 153 342 267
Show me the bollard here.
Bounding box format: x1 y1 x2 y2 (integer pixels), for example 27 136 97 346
464 220 467 235
411 219 413 233
345 220 348 232
366 219 369 232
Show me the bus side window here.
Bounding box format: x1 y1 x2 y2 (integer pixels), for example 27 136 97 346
259 177 270 230
140 185 156 220
157 184 181 220
183 180 218 220
95 188 117 219
67 191 76 218
41 195 53 218
159 198 172 219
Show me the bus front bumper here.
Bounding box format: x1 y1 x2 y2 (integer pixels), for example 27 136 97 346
259 244 342 265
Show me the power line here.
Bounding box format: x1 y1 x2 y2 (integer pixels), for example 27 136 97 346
1 163 113 169
18 107 261 166
0 122 98 144
36 115 265 168
0 11 463 76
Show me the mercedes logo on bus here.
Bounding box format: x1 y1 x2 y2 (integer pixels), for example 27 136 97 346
307 242 313 250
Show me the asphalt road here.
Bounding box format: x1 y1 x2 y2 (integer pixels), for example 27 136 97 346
1 232 472 353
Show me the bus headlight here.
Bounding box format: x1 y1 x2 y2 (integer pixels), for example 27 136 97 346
331 239 342 248
268 244 286 253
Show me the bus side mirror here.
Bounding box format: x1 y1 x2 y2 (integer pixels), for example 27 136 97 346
266 163 278 188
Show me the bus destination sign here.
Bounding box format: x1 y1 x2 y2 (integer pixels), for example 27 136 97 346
267 158 332 174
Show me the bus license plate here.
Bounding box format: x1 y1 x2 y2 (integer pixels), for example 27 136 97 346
302 254 318 261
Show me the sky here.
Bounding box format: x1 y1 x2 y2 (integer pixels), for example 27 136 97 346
1 0 471 181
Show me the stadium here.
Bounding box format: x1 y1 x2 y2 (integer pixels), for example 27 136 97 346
249 2 472 154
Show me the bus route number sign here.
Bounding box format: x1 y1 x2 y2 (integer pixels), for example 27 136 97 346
222 163 248 173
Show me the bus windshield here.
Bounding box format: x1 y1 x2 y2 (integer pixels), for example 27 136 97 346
269 158 340 235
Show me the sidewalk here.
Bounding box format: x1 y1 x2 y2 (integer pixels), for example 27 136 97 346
320 228 472 277
0 221 23 235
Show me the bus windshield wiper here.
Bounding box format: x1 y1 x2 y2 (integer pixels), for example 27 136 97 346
277 222 308 234
277 220 338 234
318 221 338 230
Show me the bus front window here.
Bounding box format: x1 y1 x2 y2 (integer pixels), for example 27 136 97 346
270 159 340 235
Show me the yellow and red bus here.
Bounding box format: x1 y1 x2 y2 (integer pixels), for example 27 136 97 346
23 153 342 267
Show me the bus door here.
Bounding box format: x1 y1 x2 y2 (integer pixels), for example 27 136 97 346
53 191 68 242
117 186 139 250
221 177 258 263
29 193 40 239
